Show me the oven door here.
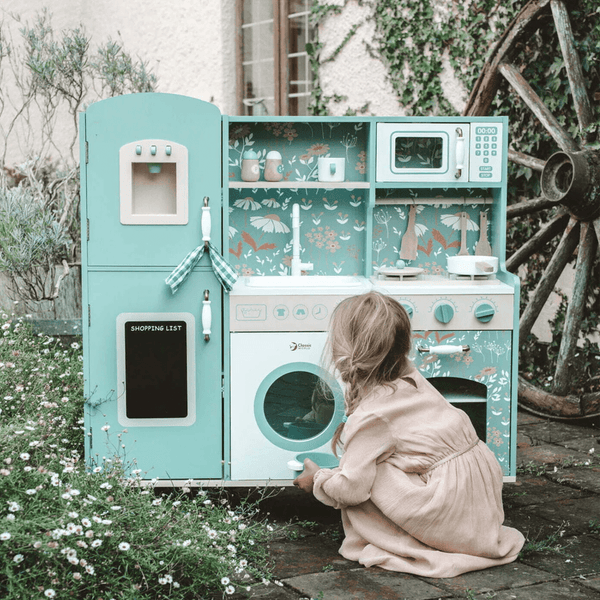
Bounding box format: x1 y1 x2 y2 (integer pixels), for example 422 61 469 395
376 123 469 183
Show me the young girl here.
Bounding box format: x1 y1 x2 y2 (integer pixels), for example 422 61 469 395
294 291 524 578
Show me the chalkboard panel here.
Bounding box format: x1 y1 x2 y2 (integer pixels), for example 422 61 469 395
124 321 188 419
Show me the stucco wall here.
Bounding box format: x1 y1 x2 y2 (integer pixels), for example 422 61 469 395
1 0 237 164
316 0 469 117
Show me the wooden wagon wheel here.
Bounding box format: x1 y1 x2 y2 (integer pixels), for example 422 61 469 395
464 0 600 418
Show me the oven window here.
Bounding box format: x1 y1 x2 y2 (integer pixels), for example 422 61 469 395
394 135 443 170
263 371 335 440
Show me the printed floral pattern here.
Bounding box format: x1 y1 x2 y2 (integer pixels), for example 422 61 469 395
228 189 365 276
413 330 512 474
372 190 492 274
229 122 368 185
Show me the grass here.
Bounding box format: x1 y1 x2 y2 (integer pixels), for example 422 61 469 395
0 312 279 599
519 524 570 558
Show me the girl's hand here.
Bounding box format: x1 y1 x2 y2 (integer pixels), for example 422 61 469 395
293 458 320 494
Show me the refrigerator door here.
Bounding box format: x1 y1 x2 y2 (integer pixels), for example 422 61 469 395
83 93 222 268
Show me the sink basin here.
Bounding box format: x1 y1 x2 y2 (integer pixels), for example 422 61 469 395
245 275 364 288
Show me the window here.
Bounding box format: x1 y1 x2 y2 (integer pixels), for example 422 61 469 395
236 0 315 116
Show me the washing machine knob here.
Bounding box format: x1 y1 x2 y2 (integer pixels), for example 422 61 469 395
434 302 454 324
474 302 495 323
401 303 413 318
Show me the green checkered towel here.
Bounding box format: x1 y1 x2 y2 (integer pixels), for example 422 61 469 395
166 241 238 294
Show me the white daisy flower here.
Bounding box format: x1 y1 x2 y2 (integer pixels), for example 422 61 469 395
250 214 290 233
118 542 130 551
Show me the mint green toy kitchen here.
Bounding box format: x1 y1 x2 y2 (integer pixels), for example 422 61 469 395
81 93 519 485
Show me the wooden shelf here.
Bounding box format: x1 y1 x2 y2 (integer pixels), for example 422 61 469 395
376 197 493 206
229 181 370 189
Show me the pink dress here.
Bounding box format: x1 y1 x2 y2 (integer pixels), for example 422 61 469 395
312 369 524 578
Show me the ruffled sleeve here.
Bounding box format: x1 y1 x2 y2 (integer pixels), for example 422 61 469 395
313 410 395 509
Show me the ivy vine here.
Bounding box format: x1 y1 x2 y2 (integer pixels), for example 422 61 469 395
309 0 600 395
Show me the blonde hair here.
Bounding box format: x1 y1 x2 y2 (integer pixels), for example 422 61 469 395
326 291 412 456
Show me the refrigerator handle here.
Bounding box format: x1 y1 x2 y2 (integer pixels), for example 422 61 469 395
202 289 211 342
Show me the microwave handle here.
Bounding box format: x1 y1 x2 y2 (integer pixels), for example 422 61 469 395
455 127 465 179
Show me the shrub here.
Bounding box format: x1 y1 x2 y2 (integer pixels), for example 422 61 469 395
0 314 277 599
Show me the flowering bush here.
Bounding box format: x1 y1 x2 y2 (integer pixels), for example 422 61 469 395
0 313 277 599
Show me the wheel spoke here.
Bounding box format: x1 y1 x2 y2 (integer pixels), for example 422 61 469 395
594 217 600 254
464 0 552 116
499 62 580 153
507 211 569 272
550 0 595 135
506 197 560 219
519 217 580 339
553 222 599 396
509 148 546 172
518 375 582 417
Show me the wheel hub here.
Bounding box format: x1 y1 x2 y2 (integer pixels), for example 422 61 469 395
541 148 600 221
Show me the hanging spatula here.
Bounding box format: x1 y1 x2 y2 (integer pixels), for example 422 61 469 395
399 204 418 260
475 211 492 255
457 211 469 256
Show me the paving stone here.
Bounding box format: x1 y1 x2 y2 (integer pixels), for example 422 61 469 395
517 411 548 426
560 435 599 455
580 574 600 593
284 568 452 600
503 476 592 508
519 534 600 579
473 579 600 599
546 465 600 494
226 582 301 599
504 505 567 543
268 536 354 580
517 442 591 467
519 420 596 445
420 562 557 596
521 496 600 536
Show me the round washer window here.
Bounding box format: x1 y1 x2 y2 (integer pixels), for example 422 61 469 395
255 362 344 451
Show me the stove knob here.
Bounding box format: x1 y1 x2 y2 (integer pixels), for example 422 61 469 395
434 302 454 324
401 303 413 318
474 302 495 323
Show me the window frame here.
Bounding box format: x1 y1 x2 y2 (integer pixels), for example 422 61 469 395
236 0 313 116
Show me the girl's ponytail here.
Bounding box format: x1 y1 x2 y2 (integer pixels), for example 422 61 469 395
325 292 412 457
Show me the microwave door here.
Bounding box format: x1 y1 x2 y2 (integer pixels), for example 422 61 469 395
392 132 449 178
376 123 470 183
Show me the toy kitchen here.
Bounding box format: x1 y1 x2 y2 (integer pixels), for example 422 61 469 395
81 93 519 485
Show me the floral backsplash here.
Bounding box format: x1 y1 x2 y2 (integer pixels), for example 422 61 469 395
373 189 494 275
228 189 366 276
228 121 368 183
228 191 495 277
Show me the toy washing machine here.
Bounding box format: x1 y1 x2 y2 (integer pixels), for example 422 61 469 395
228 276 371 483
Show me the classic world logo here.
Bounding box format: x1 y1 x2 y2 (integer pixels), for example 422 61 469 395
289 342 312 351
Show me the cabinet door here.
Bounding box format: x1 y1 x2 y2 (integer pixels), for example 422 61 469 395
83 94 221 267
412 330 513 476
85 270 222 480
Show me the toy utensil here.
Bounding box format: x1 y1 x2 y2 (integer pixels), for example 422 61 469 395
475 211 492 255
399 205 418 260
458 211 469 256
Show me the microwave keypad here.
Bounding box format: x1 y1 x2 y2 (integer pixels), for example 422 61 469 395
469 123 503 182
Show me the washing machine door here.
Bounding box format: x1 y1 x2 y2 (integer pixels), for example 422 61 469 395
230 332 345 481
256 363 344 450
